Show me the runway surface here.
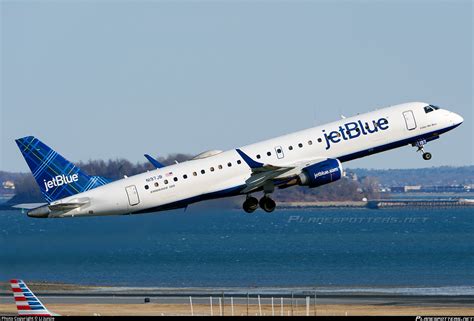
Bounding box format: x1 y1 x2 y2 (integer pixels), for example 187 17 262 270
1 292 473 306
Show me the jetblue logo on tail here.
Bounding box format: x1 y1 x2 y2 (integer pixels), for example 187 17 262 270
323 117 389 150
43 174 79 192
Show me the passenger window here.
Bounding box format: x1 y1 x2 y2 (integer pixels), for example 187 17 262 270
210 167 215 172
298 143 303 148
218 165 223 169
289 146 293 150
267 151 271 156
183 174 188 179
256 154 261 159
308 140 312 145
276 148 282 153
154 182 159 187
201 169 205 174
145 185 149 190
317 138 322 143
193 172 197 176
237 160 241 164
164 180 168 184
173 177 178 182
227 162 232 167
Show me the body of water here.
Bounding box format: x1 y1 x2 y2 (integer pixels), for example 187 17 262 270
1 208 473 288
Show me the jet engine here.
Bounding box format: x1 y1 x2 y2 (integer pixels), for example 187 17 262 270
298 158 343 188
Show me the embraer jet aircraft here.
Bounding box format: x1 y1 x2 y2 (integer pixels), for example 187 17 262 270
15 102 463 217
10 279 59 316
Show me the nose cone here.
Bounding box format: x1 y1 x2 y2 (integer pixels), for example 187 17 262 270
451 112 464 126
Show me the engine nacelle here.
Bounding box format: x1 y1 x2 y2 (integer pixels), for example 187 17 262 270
298 158 343 188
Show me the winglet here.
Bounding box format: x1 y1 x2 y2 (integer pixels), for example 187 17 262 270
236 149 264 169
144 154 165 169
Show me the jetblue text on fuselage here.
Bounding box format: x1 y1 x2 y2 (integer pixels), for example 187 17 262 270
323 117 389 150
43 174 79 192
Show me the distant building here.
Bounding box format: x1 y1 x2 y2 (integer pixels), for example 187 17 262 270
391 186 405 193
0 180 16 204
3 181 15 190
390 184 473 193
405 185 422 192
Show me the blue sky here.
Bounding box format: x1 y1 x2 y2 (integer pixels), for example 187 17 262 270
1 0 472 172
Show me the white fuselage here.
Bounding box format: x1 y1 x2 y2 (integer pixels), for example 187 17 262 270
47 102 463 217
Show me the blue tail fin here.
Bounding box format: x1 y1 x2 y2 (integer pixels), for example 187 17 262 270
15 136 109 202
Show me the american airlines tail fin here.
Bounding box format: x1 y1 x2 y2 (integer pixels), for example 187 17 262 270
15 136 110 203
10 279 58 316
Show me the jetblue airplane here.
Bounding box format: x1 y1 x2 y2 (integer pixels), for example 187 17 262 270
10 279 59 316
15 102 463 217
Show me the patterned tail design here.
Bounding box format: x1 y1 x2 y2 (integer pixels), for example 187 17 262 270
16 136 110 203
10 279 54 316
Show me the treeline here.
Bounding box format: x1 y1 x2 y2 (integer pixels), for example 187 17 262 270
76 153 192 179
2 157 472 205
1 154 193 204
1 155 379 205
352 166 474 186
273 176 379 202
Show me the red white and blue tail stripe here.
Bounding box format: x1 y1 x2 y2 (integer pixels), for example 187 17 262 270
10 279 56 316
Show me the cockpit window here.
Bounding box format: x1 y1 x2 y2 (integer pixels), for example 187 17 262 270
424 106 434 113
424 104 440 113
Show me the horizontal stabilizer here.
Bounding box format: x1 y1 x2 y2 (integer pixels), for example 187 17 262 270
48 202 89 211
12 203 48 210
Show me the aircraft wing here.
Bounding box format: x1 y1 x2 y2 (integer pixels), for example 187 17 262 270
236 149 326 193
48 202 88 211
241 166 294 193
144 154 165 168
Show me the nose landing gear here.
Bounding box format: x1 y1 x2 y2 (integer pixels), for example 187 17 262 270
415 139 432 161
422 152 432 160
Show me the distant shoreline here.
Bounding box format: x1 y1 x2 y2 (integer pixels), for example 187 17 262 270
2 197 474 212
1 281 473 296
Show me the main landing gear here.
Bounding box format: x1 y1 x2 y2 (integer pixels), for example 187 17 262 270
259 195 276 213
243 194 276 213
243 196 258 213
415 139 432 161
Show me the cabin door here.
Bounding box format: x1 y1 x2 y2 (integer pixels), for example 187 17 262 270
403 110 417 130
125 185 140 206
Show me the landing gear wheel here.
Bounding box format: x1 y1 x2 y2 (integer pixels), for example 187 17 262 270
422 152 432 160
243 196 259 213
259 196 276 213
